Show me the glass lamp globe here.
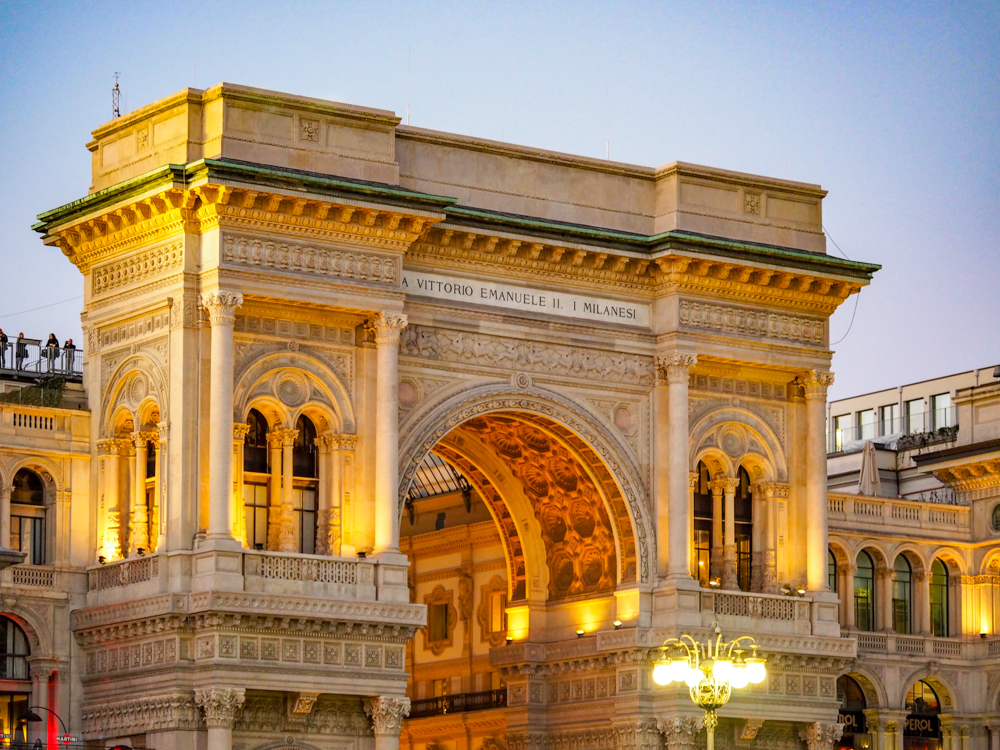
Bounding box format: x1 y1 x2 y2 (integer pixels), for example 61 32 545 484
669 657 691 683
730 667 750 689
652 662 673 686
685 666 703 687
712 658 734 682
746 659 766 684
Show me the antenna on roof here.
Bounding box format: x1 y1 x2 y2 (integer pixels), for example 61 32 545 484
406 47 411 126
112 72 121 119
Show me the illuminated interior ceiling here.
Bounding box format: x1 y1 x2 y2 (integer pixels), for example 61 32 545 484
439 413 634 601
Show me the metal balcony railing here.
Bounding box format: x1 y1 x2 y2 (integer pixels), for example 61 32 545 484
0 339 83 379
828 407 957 453
408 690 507 719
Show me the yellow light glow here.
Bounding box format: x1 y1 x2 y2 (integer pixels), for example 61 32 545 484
506 605 530 641
652 662 672 685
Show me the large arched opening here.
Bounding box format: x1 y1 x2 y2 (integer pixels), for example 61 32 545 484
398 393 649 719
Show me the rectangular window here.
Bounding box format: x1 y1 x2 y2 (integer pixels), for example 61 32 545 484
488 591 507 634
293 487 317 555
930 393 952 430
243 484 269 549
880 404 900 435
10 515 43 565
429 603 449 642
432 678 448 698
693 523 712 586
857 409 876 441
906 399 925 434
834 414 852 451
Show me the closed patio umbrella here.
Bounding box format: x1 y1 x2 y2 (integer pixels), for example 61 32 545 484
857 440 882 496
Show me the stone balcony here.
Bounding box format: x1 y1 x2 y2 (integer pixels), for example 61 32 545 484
846 630 995 661
827 492 970 540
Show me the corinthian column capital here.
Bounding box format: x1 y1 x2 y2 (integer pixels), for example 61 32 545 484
363 695 410 735
658 716 702 750
708 477 740 495
366 312 408 346
797 369 835 400
655 351 698 384
194 687 246 728
200 290 244 326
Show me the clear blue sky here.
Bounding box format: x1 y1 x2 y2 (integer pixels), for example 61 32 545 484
1 1 997 398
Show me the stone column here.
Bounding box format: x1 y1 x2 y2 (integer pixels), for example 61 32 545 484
195 687 245 750
279 428 298 552
711 477 740 589
155 422 168 551
988 724 1000 750
363 696 410 750
751 484 764 592
99 438 124 559
880 568 894 631
369 313 408 553
340 435 357 554
200 290 243 545
267 431 283 550
130 432 153 553
689 472 699 577
709 479 724 582
844 562 857 629
657 352 697 581
799 723 845 750
126 441 137 552
0 478 10 549
798 370 835 591
28 663 52 743
658 716 701 750
919 570 932 634
233 424 250 547
761 483 783 593
315 434 336 555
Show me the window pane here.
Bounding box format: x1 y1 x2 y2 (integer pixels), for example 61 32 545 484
880 404 900 435
857 409 876 440
430 603 449 641
906 399 925 434
855 552 875 631
931 393 952 429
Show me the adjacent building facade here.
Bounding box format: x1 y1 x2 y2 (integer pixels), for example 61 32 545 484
9 81 984 750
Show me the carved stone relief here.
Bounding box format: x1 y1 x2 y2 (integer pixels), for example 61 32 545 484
223 234 399 284
679 299 825 346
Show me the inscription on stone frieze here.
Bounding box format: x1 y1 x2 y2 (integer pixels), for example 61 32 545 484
403 270 649 327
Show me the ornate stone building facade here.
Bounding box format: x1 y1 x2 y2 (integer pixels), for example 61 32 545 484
7 81 970 750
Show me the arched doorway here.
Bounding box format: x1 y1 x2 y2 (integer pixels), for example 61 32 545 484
837 675 867 749
0 616 31 743
904 680 942 750
399 407 643 719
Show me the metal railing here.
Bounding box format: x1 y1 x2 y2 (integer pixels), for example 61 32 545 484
828 407 957 453
0 339 82 378
408 690 507 719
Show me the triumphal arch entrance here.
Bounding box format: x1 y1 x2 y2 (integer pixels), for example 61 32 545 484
33 84 877 750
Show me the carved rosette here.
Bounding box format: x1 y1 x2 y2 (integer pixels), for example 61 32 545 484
362 696 410 736
658 716 702 750
655 351 698 384
796 369 835 401
799 722 844 750
366 312 408 346
200 290 244 327
194 687 246 729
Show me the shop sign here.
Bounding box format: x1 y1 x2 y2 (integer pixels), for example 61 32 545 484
905 716 940 738
839 711 867 734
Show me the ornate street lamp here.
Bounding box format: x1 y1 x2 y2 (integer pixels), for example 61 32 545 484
652 623 767 750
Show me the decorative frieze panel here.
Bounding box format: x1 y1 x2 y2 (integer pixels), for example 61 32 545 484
235 313 355 346
189 633 404 670
679 299 825 346
89 309 172 354
546 674 617 704
691 373 788 402
92 240 184 295
234 695 372 736
81 694 201 738
85 636 179 675
223 234 399 284
399 324 654 386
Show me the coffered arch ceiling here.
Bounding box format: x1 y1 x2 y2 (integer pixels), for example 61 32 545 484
429 412 636 603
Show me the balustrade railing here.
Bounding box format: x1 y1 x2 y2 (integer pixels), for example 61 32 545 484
89 556 159 591
849 631 968 658
244 552 359 584
10 565 55 588
828 493 969 533
701 589 808 624
408 690 507 719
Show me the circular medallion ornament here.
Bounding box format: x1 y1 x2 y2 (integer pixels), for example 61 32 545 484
398 380 419 408
275 371 309 407
511 372 532 389
613 406 634 431
129 374 148 405
719 424 748 458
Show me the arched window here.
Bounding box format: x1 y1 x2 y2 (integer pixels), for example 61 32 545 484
905 679 942 748
829 549 838 593
735 466 753 592
243 409 270 550
854 551 875 631
10 469 45 565
0 617 30 681
930 559 949 637
693 461 713 586
837 675 867 743
905 680 940 715
292 415 318 554
893 555 913 634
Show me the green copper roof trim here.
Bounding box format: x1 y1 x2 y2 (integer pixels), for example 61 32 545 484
32 160 879 281
33 164 186 231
